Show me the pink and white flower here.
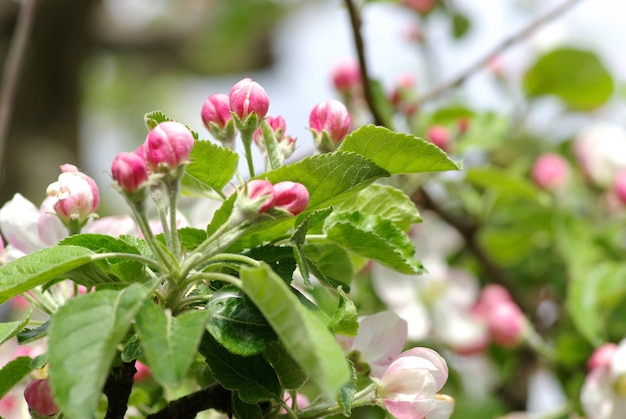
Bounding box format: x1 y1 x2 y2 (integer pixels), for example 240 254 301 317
378 347 453 419
46 164 100 225
581 339 626 419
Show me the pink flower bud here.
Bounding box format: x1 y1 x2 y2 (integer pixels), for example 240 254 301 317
229 78 270 121
245 179 275 214
201 93 232 129
111 152 149 192
254 115 287 147
24 379 59 416
613 170 626 205
531 153 570 190
390 74 418 117
379 347 449 419
588 343 619 372
134 360 152 382
426 126 450 152
272 182 310 215
473 284 513 317
309 100 351 151
403 0 437 14
144 121 195 171
46 164 99 224
278 135 296 159
331 59 362 94
486 301 525 347
457 117 470 134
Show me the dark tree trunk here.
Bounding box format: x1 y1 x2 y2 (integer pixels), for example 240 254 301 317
0 0 99 206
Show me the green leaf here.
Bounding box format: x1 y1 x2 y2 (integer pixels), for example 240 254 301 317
263 341 308 390
329 288 359 337
184 140 239 194
0 245 94 304
243 246 297 284
179 227 208 252
451 12 470 38
466 167 542 202
305 242 354 290
240 264 350 399
0 356 32 399
199 333 282 403
567 262 626 345
17 320 49 344
339 125 461 174
144 110 174 130
59 234 145 285
232 395 263 419
324 212 423 275
263 151 390 211
0 307 31 345
291 208 334 286
48 282 154 419
334 183 421 232
135 302 210 388
523 47 615 111
338 362 358 416
206 286 276 356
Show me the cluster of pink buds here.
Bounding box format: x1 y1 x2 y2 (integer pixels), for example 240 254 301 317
309 99 352 153
531 153 570 191
24 378 59 416
46 164 99 228
390 73 418 117
331 59 362 99
471 284 526 348
112 121 195 194
253 115 296 159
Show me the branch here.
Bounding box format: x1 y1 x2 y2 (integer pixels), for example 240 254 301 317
417 0 584 104
344 0 385 126
145 382 233 419
103 361 137 419
0 0 38 166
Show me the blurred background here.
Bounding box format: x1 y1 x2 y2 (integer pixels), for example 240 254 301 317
0 0 623 215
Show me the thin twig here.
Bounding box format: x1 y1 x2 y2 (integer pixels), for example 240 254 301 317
344 0 385 126
0 0 39 166
418 0 584 104
145 382 233 419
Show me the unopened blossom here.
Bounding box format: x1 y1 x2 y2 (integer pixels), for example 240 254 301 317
379 347 451 419
331 59 362 95
403 0 437 15
229 78 270 121
531 153 570 190
134 361 152 382
282 392 310 413
0 193 134 260
144 121 195 171
254 115 287 148
111 152 150 193
485 301 526 347
202 93 235 144
46 164 99 226
390 73 418 117
589 343 619 372
574 124 626 188
581 339 626 419
272 182 310 216
23 379 59 416
309 99 351 152
278 135 296 160
425 126 450 152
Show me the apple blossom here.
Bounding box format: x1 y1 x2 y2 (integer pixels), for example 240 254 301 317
574 123 626 188
485 301 526 347
531 153 570 190
581 339 626 419
229 77 270 121
23 379 59 416
589 343 619 372
46 164 99 226
390 73 418 116
613 170 626 205
309 99 351 152
378 347 450 419
253 115 287 148
402 0 437 15
272 181 310 216
111 152 150 193
144 121 195 171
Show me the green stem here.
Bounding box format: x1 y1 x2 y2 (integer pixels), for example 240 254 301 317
260 119 284 170
127 197 173 271
152 185 172 248
90 252 162 271
298 383 378 418
166 175 182 259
